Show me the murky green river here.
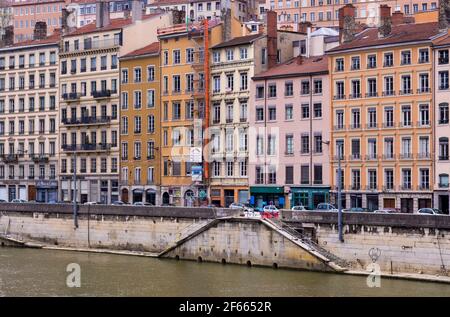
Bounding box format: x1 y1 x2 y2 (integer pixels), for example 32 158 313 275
1 247 450 296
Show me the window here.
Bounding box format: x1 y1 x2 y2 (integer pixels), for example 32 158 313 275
419 104 430 125
268 107 276 121
352 170 361 190
301 134 309 154
314 80 322 94
439 50 449 64
284 82 294 97
134 68 141 83
285 166 294 184
419 49 429 63
240 72 248 91
420 169 430 189
384 52 393 67
439 137 449 160
301 81 310 94
368 170 377 190
401 75 411 94
240 47 248 59
121 69 128 83
367 108 377 128
335 81 345 99
268 84 276 97
351 56 360 70
419 73 429 93
226 49 234 61
335 58 344 71
147 66 155 82
285 134 294 155
439 71 449 90
301 165 309 184
173 50 181 64
147 90 155 108
384 107 394 127
439 103 449 124
401 50 411 65
367 54 376 68
313 103 322 118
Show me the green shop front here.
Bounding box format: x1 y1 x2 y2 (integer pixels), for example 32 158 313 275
250 186 286 209
290 186 330 210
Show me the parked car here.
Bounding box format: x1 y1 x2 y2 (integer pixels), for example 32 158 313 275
0 199 7 203
345 207 371 213
229 202 254 212
291 205 307 211
374 208 398 213
262 205 279 218
133 202 153 206
316 203 338 212
84 201 98 205
418 208 444 215
10 199 27 203
111 200 126 206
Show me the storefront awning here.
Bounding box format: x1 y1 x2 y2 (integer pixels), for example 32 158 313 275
290 187 330 194
250 186 284 194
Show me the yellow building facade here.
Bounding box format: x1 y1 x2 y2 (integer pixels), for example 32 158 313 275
157 21 224 206
119 42 161 205
328 21 440 212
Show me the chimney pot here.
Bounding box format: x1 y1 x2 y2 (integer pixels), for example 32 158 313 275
296 55 304 65
3 25 14 46
392 10 404 26
339 4 357 43
131 0 142 23
33 21 47 40
378 5 392 38
265 10 278 69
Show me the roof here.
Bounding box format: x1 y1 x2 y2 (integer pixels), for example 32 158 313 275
121 42 160 59
12 0 64 6
2 30 61 50
433 32 450 47
328 22 442 53
211 33 264 49
252 56 329 80
149 0 189 5
311 27 339 37
66 14 157 36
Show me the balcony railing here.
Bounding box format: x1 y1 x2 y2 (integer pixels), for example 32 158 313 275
399 89 412 95
92 90 112 99
1 154 18 163
29 154 49 163
417 88 431 94
61 38 121 53
439 155 449 161
62 92 81 101
62 143 112 152
382 90 395 96
62 116 112 125
400 153 413 159
365 92 378 97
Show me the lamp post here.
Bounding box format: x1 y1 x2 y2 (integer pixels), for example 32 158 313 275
322 140 343 243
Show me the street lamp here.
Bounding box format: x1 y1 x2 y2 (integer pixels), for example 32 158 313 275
322 140 343 243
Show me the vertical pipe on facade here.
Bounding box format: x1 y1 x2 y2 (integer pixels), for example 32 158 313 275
203 19 210 181
309 74 313 190
264 78 268 185
432 43 436 204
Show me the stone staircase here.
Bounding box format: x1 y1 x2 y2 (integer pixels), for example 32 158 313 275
261 218 349 272
157 218 220 257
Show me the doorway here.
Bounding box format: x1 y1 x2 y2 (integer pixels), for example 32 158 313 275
224 190 234 207
383 198 395 209
146 190 156 205
401 198 414 213
439 195 449 214
121 188 129 203
184 190 195 207
418 198 431 209
162 192 170 205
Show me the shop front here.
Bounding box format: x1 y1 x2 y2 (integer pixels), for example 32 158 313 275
36 180 58 203
210 186 249 207
290 186 330 210
250 186 286 209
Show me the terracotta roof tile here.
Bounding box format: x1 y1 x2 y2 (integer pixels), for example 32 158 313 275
211 34 264 49
66 14 157 36
328 22 441 53
121 42 160 58
6 30 61 49
252 56 329 80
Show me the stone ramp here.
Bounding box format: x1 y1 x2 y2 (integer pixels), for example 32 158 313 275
0 234 44 248
157 218 220 258
261 218 348 272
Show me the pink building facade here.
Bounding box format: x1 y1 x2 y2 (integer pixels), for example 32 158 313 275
433 33 450 214
248 55 331 209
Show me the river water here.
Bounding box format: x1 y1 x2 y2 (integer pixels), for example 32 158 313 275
1 247 450 296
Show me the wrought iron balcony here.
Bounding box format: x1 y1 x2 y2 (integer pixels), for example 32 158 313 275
1 154 18 163
62 116 111 126
62 143 112 152
29 154 49 163
92 90 112 99
62 92 81 101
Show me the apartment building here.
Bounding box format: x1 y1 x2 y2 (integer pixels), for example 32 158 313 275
267 0 437 30
432 31 450 214
157 19 226 206
0 24 59 202
58 4 172 204
328 5 443 212
119 42 161 205
250 56 330 210
147 0 257 22
11 0 66 42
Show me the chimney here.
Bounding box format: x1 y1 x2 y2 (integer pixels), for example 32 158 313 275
33 21 47 40
3 25 14 46
265 10 277 69
378 5 392 38
296 55 304 65
391 10 404 26
171 9 186 25
124 8 131 19
439 0 450 31
131 0 142 23
222 8 232 41
297 21 312 34
338 4 356 43
96 1 110 29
